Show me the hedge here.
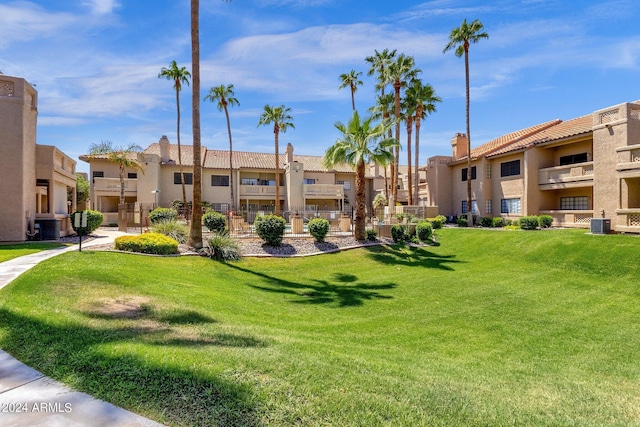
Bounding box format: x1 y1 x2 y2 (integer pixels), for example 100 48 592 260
114 232 179 255
148 207 177 224
202 210 226 233
308 217 330 242
70 210 103 235
255 215 286 246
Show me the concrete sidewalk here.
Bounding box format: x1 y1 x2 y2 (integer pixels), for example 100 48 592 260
0 229 165 426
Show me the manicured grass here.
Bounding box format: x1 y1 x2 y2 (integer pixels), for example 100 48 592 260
0 242 64 263
1 228 640 426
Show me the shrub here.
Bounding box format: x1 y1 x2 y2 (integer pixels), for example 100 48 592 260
151 219 188 244
492 217 505 228
255 215 286 246
202 210 226 233
435 214 447 224
366 228 377 241
428 218 443 229
457 217 468 227
539 215 554 228
391 224 406 243
115 233 178 255
308 217 330 243
148 207 177 224
505 219 513 226
512 219 520 227
70 210 103 235
520 216 540 230
479 217 493 228
207 232 241 261
416 221 433 243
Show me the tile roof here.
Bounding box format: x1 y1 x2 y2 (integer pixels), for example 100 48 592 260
468 119 562 159
143 143 206 167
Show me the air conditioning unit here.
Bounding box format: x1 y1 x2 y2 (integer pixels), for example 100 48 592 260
590 218 611 234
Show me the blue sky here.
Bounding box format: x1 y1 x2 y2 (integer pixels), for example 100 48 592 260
1 0 639 174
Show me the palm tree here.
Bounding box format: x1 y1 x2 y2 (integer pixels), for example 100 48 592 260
158 60 191 213
369 93 395 197
443 18 488 225
400 96 416 205
205 84 239 212
406 80 442 204
323 111 397 240
387 53 420 206
258 105 294 216
338 69 363 111
88 141 143 204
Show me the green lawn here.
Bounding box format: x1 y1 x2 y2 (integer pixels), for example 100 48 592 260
0 242 64 263
1 229 640 426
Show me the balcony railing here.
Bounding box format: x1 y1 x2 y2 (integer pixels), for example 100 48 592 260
304 184 344 198
616 144 640 174
538 162 594 188
93 178 137 193
615 209 640 232
538 210 593 228
239 184 285 198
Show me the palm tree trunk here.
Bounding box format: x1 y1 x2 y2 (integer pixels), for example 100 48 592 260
355 160 366 240
188 0 203 248
464 45 473 226
119 165 125 205
414 108 422 206
176 88 187 215
351 86 356 111
393 80 402 207
406 116 413 205
224 106 235 212
274 129 280 216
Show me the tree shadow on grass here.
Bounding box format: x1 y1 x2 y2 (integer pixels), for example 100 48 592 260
226 263 396 307
364 244 461 271
0 308 263 426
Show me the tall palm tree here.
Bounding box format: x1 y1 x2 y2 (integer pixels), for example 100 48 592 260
406 80 442 204
88 141 143 204
158 60 190 213
205 84 239 212
258 105 294 216
444 18 488 225
323 111 397 240
401 96 416 205
338 69 363 111
369 93 395 197
387 53 420 206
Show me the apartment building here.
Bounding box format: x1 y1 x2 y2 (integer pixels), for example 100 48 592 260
0 74 77 241
425 100 640 232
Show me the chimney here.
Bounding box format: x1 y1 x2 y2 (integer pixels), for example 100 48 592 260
159 135 170 163
286 142 294 163
451 133 468 161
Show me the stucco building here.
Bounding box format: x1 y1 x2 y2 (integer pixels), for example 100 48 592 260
425 100 640 232
0 74 77 242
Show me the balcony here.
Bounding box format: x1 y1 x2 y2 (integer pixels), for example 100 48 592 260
615 209 640 233
93 178 137 194
239 184 285 199
538 210 593 228
616 144 640 176
538 162 594 190
304 184 344 199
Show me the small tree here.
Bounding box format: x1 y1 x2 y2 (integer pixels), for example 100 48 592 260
87 141 143 204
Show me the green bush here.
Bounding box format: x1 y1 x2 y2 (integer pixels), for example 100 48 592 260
255 215 286 246
416 221 433 243
115 233 178 255
391 224 406 243
151 219 188 244
308 217 330 243
428 217 444 229
70 210 103 235
202 210 227 233
512 219 520 227
492 217 505 228
435 214 447 224
520 216 540 230
479 217 493 227
207 232 241 261
457 217 468 227
366 228 377 241
539 215 554 228
505 219 513 226
148 207 177 224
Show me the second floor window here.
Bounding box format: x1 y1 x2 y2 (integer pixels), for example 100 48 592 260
462 166 477 181
500 160 521 177
337 180 351 190
211 175 229 187
304 178 316 185
92 171 104 183
127 173 137 179
174 172 193 185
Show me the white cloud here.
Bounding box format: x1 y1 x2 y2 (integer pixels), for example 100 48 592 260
83 0 120 15
0 2 76 47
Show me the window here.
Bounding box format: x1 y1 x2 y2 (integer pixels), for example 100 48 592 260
461 166 477 181
211 175 229 186
174 172 193 185
485 164 491 179
127 172 137 179
337 180 351 190
304 178 316 185
241 178 258 186
560 196 589 210
501 198 521 214
461 200 479 214
92 171 104 183
559 152 588 166
500 160 521 177
486 200 492 214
